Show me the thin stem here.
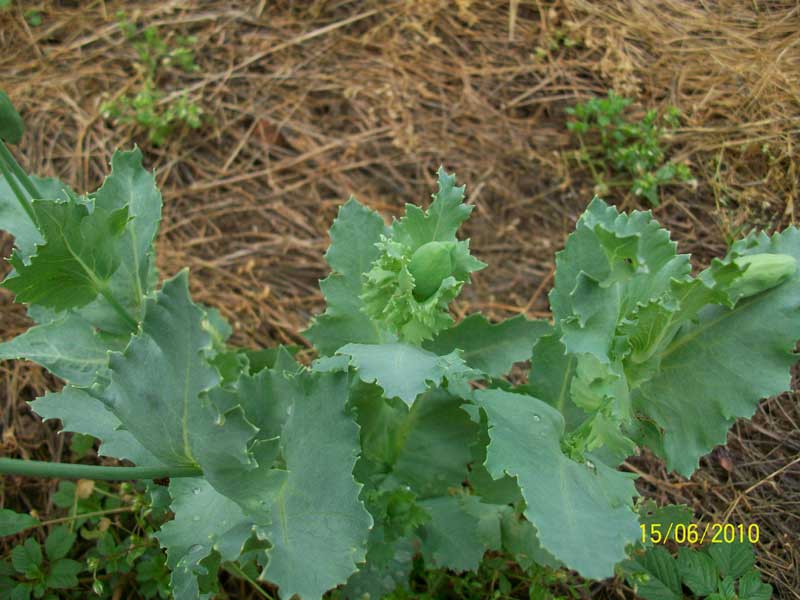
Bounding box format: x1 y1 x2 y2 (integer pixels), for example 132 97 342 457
0 506 133 532
0 141 41 202
223 562 274 600
0 458 202 481
40 506 134 527
69 478 79 532
0 146 38 227
2 507 137 537
576 133 600 182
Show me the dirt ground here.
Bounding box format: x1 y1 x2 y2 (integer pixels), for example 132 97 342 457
1 1 798 598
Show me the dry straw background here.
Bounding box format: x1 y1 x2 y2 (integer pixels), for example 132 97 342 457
1 1 799 598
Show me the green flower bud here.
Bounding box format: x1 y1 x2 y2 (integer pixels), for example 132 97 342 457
730 253 796 298
408 241 454 300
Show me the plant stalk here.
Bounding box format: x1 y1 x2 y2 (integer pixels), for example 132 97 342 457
0 143 38 227
0 141 41 202
0 458 202 481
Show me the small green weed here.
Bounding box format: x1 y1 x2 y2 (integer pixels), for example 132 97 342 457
621 540 772 600
566 91 693 205
24 9 42 27
0 477 173 599
330 554 587 600
100 11 203 146
3 527 82 598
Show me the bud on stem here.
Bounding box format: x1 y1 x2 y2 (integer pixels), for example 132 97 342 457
408 241 455 300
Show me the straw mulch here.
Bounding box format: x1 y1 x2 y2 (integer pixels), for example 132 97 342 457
1 1 798 598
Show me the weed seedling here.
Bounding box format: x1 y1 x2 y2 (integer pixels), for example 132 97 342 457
567 91 693 205
100 12 203 145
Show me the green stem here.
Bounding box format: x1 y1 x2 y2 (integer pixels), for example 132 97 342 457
0 145 38 228
0 141 41 202
69 477 79 532
40 506 134 527
223 562 274 600
576 133 600 182
0 458 202 481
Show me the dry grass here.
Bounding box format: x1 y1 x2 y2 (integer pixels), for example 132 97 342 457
1 1 798 598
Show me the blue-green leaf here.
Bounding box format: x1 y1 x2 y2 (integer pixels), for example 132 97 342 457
82 148 162 331
258 372 372 600
0 175 73 260
157 478 252 600
392 167 473 248
354 387 477 497
305 198 389 355
0 314 114 386
339 342 475 405
425 314 551 377
474 388 639 578
30 386 161 466
634 229 800 475
418 495 485 571
102 271 252 469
